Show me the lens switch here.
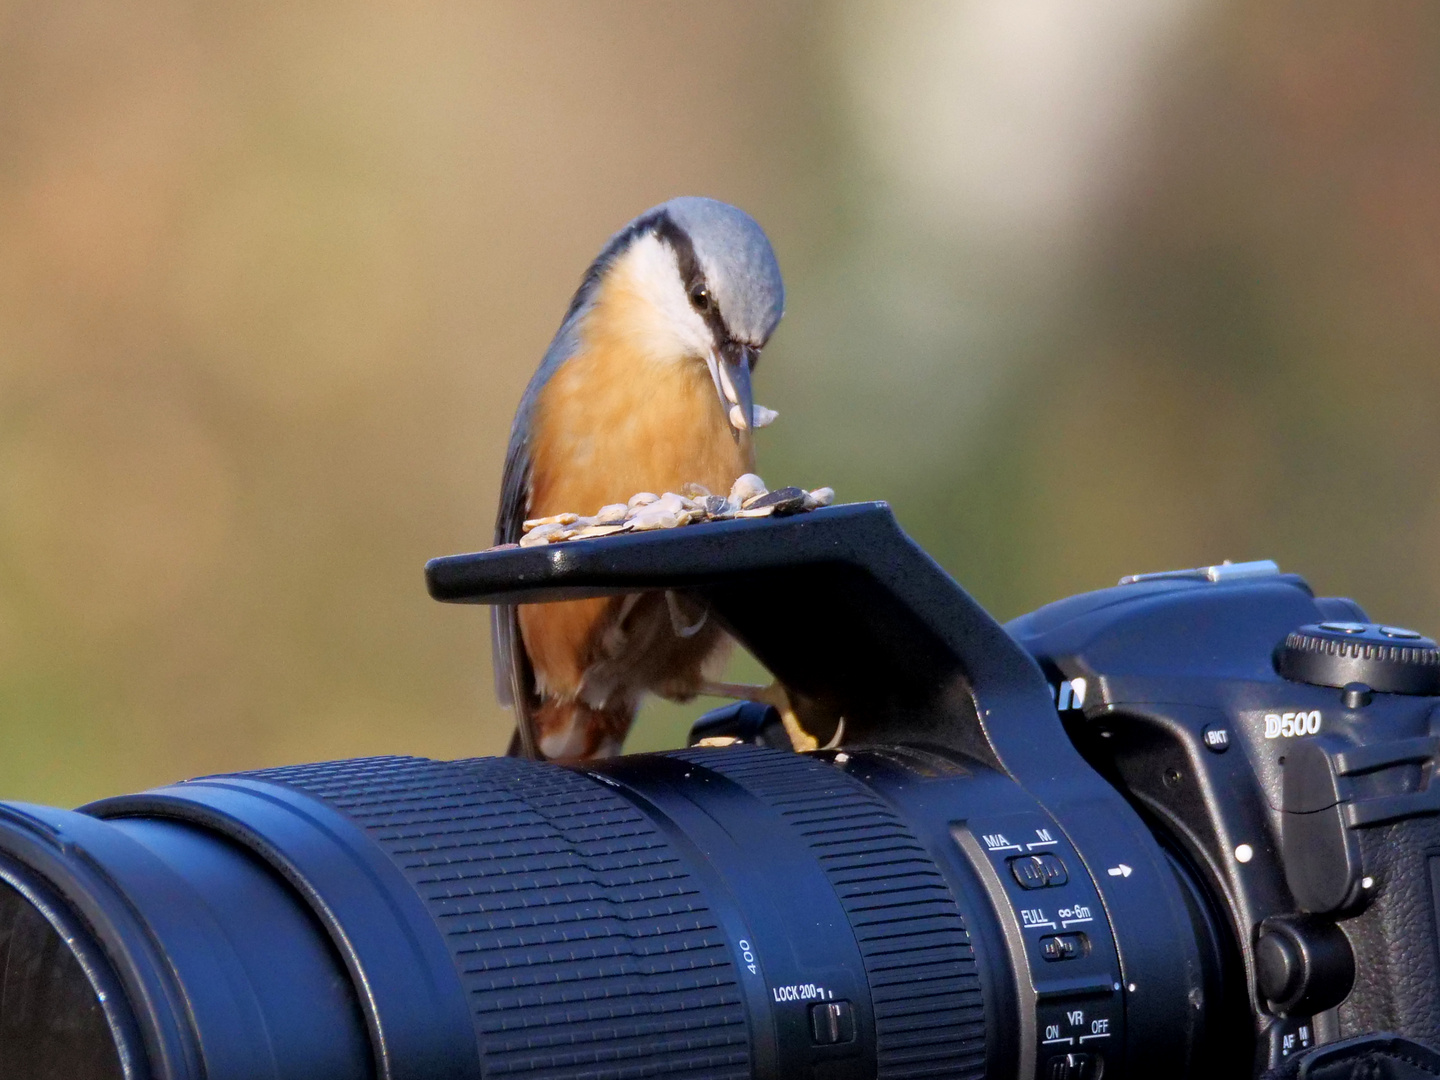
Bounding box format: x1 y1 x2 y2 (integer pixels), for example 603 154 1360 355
1010 853 1068 889
809 1000 855 1045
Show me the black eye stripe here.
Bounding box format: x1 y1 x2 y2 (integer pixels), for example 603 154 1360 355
651 213 699 286
651 212 729 342
565 207 746 350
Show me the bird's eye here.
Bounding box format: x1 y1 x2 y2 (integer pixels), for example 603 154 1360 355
688 284 711 312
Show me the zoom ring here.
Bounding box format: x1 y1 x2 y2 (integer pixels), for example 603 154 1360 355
251 755 749 1080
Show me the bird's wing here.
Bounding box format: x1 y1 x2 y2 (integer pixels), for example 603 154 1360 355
491 420 531 694
491 297 594 758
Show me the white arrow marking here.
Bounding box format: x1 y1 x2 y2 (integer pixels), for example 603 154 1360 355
1107 864 1133 878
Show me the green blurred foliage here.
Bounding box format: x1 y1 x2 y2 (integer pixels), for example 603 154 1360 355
1 1 1438 802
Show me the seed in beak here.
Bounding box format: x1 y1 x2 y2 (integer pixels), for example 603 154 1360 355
730 403 778 430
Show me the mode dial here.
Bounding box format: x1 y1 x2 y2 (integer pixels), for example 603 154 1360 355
1275 621 1440 695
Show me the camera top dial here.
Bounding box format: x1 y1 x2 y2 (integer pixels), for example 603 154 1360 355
1274 622 1440 695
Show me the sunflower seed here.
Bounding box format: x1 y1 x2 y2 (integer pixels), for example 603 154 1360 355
744 486 807 514
519 522 568 547
522 512 579 532
731 403 780 430
803 487 835 509
701 495 731 518
571 523 629 539
729 473 767 505
629 507 686 530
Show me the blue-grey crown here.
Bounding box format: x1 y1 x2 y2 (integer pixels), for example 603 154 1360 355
660 196 784 346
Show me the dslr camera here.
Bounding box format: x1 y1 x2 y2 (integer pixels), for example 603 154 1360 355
1 503 1439 1080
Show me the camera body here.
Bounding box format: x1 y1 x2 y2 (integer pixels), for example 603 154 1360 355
1011 560 1440 1073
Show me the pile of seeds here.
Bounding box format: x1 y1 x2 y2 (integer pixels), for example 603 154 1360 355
515 474 835 548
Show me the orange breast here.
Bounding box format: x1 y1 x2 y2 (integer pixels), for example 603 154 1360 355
518 275 751 698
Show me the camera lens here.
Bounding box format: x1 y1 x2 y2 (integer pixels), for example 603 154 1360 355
0 746 1226 1078
0 753 997 1079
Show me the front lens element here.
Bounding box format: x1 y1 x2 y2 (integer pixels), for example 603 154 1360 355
0 875 126 1080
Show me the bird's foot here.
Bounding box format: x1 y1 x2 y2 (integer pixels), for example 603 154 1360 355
695 680 843 752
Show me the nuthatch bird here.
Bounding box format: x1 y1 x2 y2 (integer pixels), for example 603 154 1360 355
493 197 785 760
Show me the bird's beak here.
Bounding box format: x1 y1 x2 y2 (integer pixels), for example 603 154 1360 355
708 341 757 457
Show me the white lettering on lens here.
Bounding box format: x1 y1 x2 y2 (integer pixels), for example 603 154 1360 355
1020 908 1057 929
771 983 826 1003
737 939 757 975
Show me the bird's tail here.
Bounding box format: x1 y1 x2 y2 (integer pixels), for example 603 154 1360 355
495 602 544 759
523 697 632 761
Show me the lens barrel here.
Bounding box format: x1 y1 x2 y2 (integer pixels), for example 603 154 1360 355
0 745 1219 1079
0 800 376 1080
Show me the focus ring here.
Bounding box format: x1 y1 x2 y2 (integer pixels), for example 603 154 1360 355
250 755 749 1080
670 746 985 1080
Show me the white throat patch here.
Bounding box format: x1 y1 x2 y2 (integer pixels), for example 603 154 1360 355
602 232 715 364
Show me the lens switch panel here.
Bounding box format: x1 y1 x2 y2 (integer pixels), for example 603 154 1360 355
956 812 1122 1080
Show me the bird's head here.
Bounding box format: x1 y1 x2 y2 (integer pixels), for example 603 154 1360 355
581 196 784 458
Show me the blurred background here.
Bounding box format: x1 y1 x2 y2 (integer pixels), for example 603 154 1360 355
2 1 1438 804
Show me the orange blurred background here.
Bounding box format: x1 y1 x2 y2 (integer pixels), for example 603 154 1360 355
2 2 1439 804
